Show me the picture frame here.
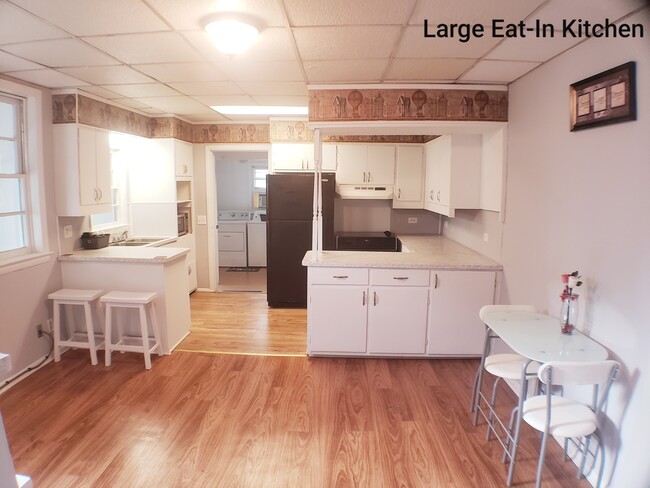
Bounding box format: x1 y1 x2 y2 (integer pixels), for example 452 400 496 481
569 62 636 131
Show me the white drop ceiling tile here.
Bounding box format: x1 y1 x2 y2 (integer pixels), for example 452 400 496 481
485 33 582 62
133 96 217 115
146 0 288 30
384 58 476 82
294 26 401 60
100 83 180 98
58 66 155 85
132 62 228 83
304 59 388 83
528 0 646 26
409 0 546 25
191 95 256 106
0 50 43 72
83 33 203 65
0 2 70 45
183 29 296 63
217 60 304 83
6 69 86 88
237 81 307 97
283 0 416 26
460 60 540 83
9 0 170 35
251 95 309 106
1 38 119 68
77 85 124 100
218 113 275 122
396 25 501 59
168 81 245 96
139 107 167 115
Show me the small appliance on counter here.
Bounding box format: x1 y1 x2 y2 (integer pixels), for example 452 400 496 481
80 232 109 250
335 231 401 252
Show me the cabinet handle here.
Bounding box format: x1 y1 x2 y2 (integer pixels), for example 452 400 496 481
332 275 349 279
93 188 98 202
436 190 441 202
434 273 439 289
393 276 409 280
373 291 377 306
363 171 366 183
362 291 366 306
188 266 191 275
183 164 188 174
368 171 371 182
429 190 434 201
398 188 401 199
98 188 103 201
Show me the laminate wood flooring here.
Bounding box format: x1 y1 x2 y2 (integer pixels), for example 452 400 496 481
177 291 307 356
0 350 592 488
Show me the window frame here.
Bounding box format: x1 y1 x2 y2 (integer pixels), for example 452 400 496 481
0 79 52 275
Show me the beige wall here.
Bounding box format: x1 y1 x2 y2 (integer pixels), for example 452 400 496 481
192 144 210 290
449 9 649 486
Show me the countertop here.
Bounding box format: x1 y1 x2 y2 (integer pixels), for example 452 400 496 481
303 235 502 270
59 245 189 264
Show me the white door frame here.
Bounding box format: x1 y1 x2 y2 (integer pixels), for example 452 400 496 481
204 143 271 291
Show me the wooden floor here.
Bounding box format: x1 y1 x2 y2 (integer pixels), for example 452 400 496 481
0 350 591 488
177 291 307 356
0 292 592 487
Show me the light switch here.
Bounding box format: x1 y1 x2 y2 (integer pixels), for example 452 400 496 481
197 215 207 225
483 233 489 242
63 225 73 238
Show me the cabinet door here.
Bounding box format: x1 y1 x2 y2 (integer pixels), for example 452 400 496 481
336 144 367 183
174 140 193 177
394 145 423 204
319 143 338 171
368 286 429 354
309 285 368 353
94 129 111 204
428 271 495 355
78 126 98 206
424 136 451 213
271 143 308 171
366 145 395 185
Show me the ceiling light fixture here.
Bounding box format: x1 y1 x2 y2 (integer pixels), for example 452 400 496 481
204 18 259 55
211 105 309 116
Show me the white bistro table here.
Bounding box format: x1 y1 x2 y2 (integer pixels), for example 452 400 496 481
474 310 608 486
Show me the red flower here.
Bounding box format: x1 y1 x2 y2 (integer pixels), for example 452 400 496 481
561 274 570 284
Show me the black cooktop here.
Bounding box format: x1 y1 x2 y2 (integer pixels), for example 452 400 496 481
335 232 401 252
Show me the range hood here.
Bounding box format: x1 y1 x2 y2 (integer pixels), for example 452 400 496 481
336 184 394 199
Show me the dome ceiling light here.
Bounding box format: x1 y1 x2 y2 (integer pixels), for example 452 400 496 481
204 17 259 55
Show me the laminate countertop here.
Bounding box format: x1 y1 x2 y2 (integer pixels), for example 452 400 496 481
59 246 189 264
303 235 502 270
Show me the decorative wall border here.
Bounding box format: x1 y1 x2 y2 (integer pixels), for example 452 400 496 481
308 88 508 122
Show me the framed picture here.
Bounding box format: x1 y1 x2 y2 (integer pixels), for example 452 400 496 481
569 62 636 131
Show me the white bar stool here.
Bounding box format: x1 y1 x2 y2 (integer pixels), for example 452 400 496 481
101 291 162 370
48 288 105 365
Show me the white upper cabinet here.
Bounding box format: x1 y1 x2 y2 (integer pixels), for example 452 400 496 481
337 144 395 185
174 140 193 178
130 138 176 204
271 143 312 171
424 134 482 217
393 145 424 208
54 124 111 216
309 143 338 172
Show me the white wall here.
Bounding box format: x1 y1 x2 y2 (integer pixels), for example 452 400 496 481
0 76 62 383
500 9 649 487
215 158 267 211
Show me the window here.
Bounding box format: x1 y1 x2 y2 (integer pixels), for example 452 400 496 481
0 93 29 258
252 166 268 190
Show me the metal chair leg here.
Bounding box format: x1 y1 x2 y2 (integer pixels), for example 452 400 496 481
535 429 550 488
486 377 502 441
578 435 592 479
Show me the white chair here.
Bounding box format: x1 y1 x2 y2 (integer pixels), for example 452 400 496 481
517 360 620 488
48 288 105 365
472 304 539 435
101 291 162 370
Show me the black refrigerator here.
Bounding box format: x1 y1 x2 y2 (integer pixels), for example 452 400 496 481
266 172 336 307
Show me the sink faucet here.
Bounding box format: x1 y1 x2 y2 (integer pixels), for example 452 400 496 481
112 230 129 243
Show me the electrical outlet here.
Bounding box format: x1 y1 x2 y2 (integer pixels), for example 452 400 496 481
444 220 449 228
408 217 418 224
197 215 207 225
36 324 43 338
46 318 53 333
483 233 489 242
63 225 73 238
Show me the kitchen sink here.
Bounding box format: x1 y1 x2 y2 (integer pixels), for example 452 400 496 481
110 241 149 246
109 237 167 247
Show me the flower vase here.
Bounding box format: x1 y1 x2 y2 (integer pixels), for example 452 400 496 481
560 294 579 334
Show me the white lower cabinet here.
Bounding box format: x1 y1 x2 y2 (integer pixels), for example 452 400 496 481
427 270 496 355
307 266 495 356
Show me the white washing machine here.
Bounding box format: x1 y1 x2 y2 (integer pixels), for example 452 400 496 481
217 210 249 267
